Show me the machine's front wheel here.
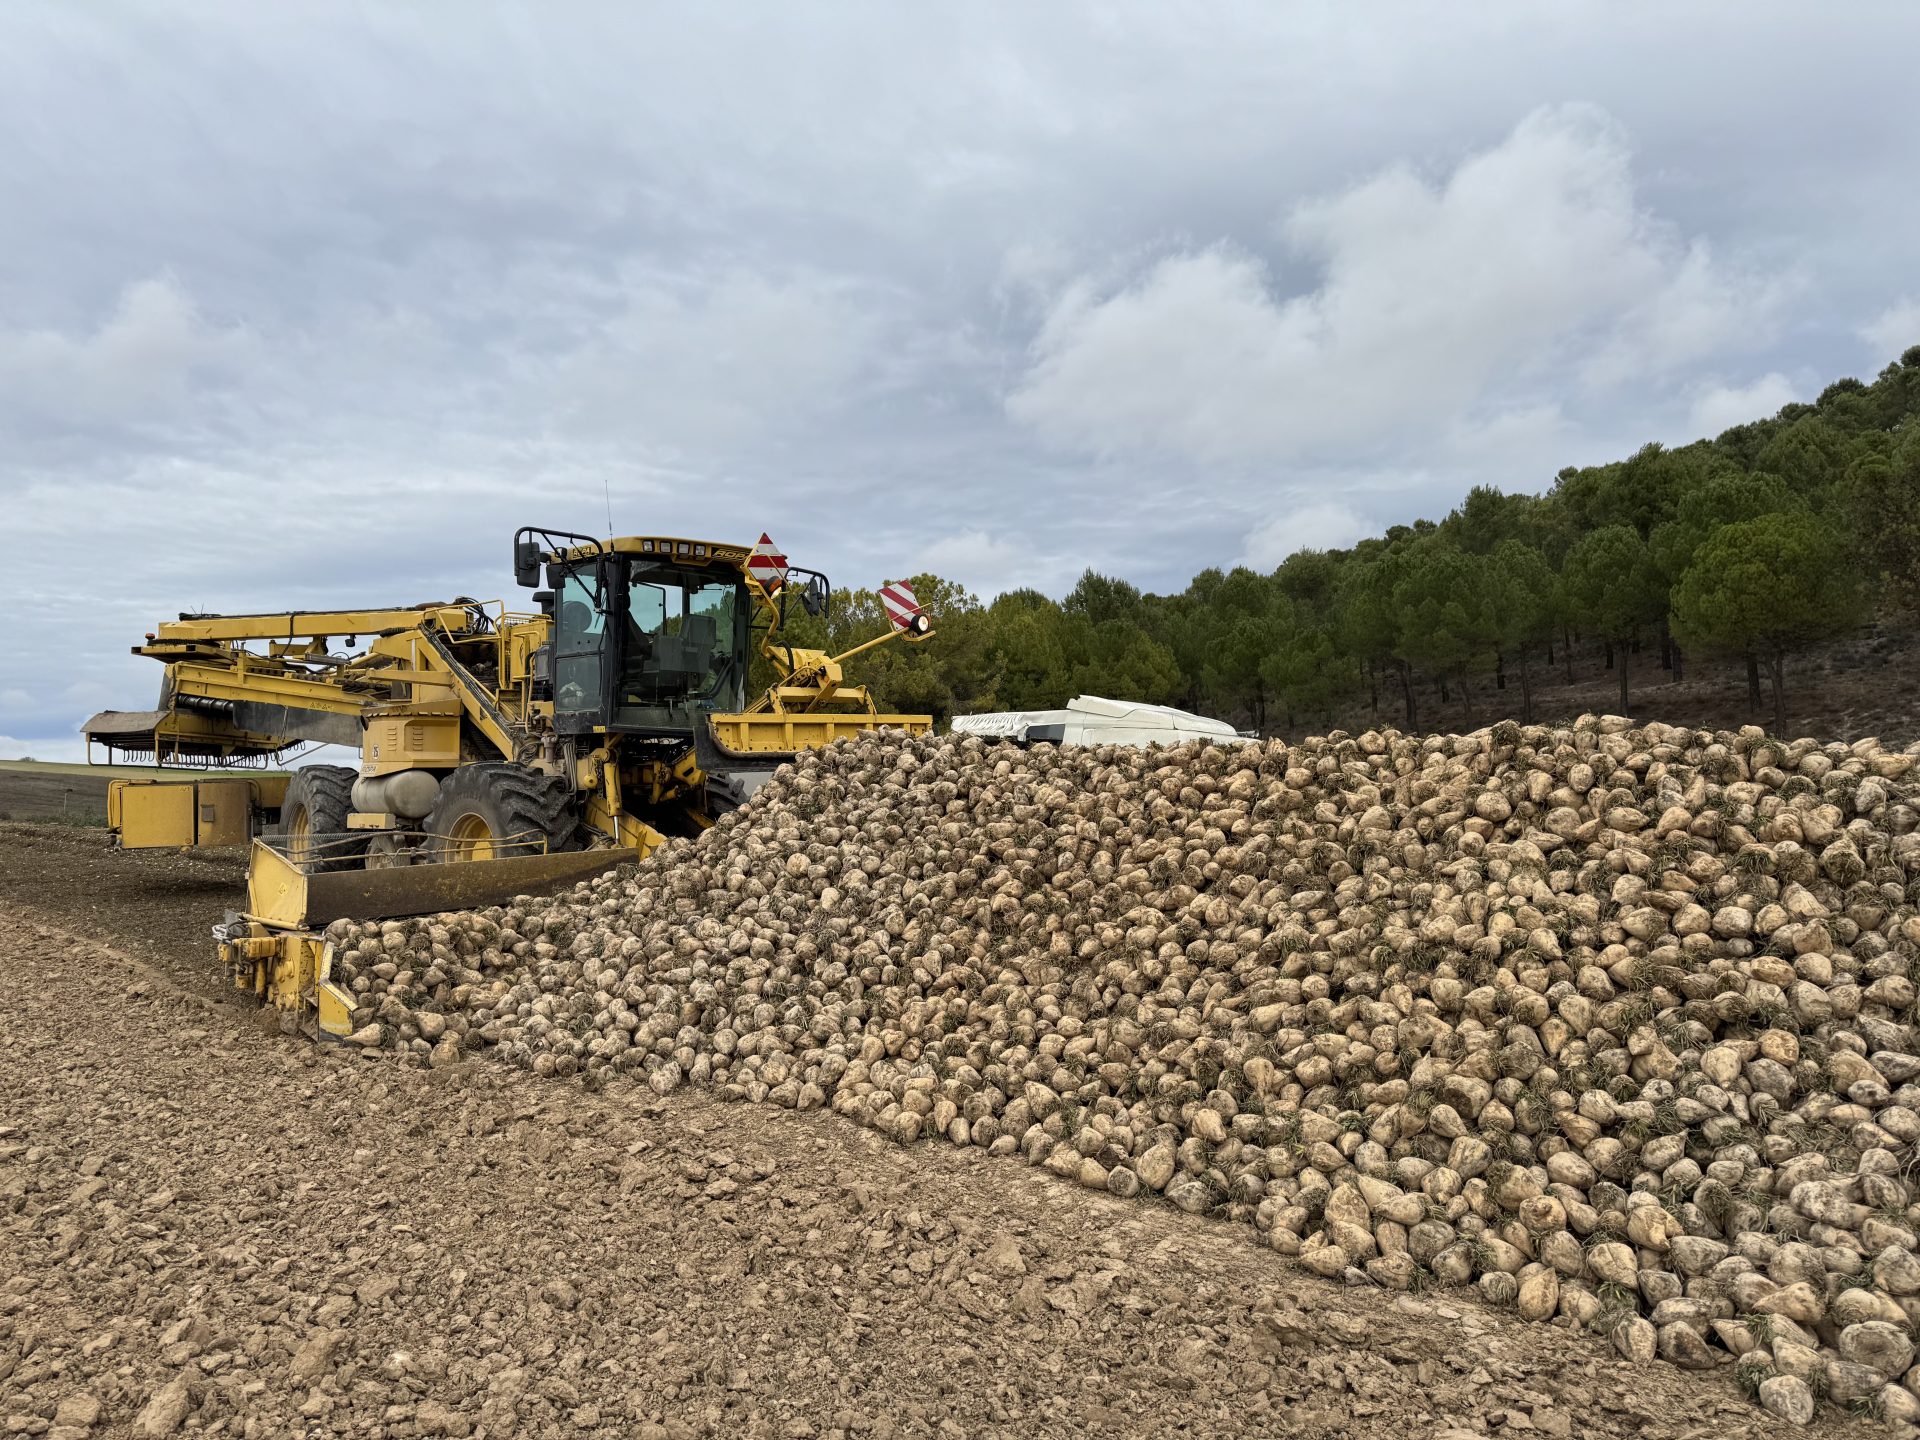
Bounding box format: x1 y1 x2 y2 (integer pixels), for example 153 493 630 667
701 767 772 826
275 765 368 872
423 764 582 864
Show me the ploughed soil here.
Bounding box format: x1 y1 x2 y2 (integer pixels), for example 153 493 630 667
0 823 1890 1438
0 822 247 991
0 764 290 828
0 767 117 826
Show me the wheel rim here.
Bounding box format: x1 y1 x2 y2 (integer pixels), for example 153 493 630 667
366 834 409 869
446 812 496 862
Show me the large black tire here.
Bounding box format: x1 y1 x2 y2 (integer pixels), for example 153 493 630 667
703 768 771 825
423 763 583 863
276 764 368 872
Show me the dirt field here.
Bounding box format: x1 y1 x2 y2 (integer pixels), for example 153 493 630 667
0 763 118 825
0 822 247 989
0 821 1894 1439
0 762 289 828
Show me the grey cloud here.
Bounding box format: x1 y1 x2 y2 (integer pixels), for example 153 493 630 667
2 3 1918 749
0 276 256 441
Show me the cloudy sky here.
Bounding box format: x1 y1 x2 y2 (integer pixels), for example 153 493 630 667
4 3 1918 759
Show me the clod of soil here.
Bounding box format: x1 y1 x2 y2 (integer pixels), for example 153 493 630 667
325 717 1920 1427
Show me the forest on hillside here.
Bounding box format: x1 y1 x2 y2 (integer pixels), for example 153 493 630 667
770 345 1920 738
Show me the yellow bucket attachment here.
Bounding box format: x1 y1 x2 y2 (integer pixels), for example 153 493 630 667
242 838 634 929
229 840 634 1024
706 711 932 756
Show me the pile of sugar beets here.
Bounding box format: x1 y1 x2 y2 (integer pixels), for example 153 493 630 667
324 718 1920 1427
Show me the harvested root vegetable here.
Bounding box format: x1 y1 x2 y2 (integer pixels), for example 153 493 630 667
325 716 1920 1424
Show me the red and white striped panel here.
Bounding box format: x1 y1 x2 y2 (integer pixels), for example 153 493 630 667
879 580 923 630
745 532 788 591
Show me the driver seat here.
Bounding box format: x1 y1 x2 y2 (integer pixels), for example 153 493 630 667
652 612 717 680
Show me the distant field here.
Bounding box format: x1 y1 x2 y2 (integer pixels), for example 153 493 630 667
0 759 259 780
0 760 288 826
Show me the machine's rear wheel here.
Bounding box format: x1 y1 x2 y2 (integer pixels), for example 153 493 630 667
364 832 415 869
423 764 582 863
276 765 368 872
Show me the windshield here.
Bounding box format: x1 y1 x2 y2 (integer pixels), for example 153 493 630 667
617 560 745 710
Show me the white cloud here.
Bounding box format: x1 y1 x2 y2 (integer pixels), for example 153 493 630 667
0 276 253 431
0 734 87 764
1861 298 1920 362
1007 105 1780 466
1239 500 1374 570
1434 404 1576 486
912 529 1080 600
1583 241 1790 388
1686 372 1799 439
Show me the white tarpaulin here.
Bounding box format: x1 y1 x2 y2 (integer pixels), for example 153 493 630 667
949 695 1252 748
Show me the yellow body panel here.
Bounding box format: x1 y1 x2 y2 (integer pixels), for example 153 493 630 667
193 780 256 846
108 776 285 849
111 781 195 847
151 604 476 644
709 712 933 753
361 712 462 775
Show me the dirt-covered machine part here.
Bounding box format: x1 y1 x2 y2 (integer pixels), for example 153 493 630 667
86 526 936 1019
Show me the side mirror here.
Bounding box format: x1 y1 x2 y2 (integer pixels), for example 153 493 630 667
513 538 543 588
800 575 830 618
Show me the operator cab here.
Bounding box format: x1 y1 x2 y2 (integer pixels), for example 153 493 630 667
517 529 752 738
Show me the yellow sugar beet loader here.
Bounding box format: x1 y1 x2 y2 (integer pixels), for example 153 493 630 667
86 526 934 1029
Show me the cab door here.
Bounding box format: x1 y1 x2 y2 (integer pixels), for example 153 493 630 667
551 562 616 732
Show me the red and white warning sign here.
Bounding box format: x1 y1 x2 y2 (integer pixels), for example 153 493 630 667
879 580 926 632
746 533 788 592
